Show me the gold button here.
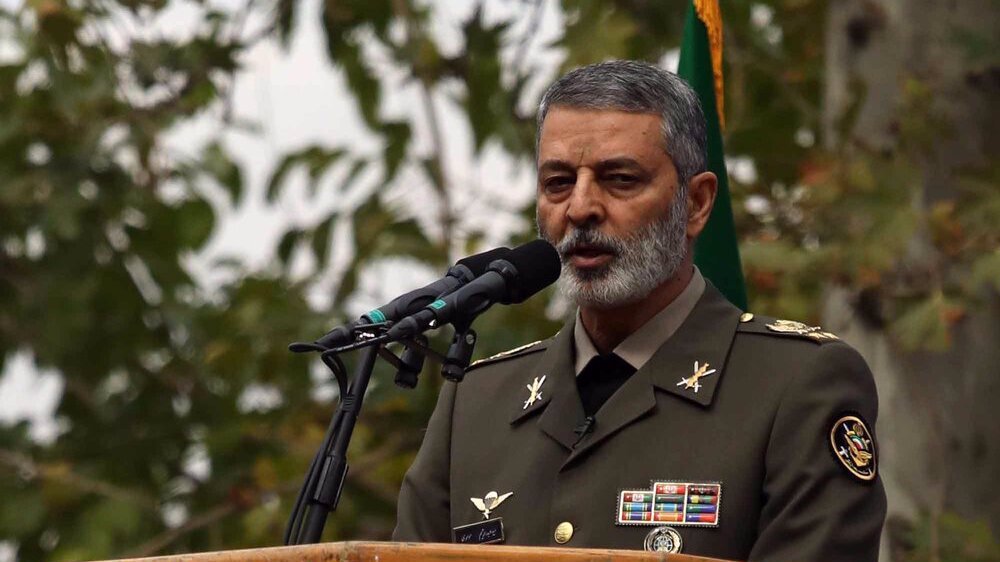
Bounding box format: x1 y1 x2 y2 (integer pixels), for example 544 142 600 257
554 521 574 544
740 312 754 323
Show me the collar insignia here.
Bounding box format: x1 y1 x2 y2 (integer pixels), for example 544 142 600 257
676 361 717 393
523 375 546 410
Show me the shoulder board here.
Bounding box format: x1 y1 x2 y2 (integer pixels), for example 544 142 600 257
468 340 548 370
736 312 840 344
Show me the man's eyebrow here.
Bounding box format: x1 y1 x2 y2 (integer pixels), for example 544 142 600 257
596 157 645 170
539 157 647 172
538 160 575 173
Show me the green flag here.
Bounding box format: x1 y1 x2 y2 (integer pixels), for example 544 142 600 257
677 0 748 310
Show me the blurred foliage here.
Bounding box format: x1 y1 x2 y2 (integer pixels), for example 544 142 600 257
0 0 996 561
900 512 1000 562
738 73 1000 351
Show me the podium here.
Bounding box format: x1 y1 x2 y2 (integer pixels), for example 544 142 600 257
98 541 736 561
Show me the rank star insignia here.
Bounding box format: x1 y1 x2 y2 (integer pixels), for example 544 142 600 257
523 375 546 410
470 490 513 519
830 414 877 481
676 361 717 393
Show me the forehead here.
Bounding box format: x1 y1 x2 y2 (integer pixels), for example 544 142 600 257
538 106 665 164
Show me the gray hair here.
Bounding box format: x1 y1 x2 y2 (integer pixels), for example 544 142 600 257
536 60 707 187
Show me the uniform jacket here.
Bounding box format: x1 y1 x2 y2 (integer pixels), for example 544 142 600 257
393 283 887 561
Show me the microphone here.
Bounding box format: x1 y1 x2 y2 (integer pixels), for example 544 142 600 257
573 416 596 448
306 247 512 350
393 337 427 389
385 239 561 341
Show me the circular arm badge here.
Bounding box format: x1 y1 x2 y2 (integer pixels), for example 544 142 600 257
830 415 877 481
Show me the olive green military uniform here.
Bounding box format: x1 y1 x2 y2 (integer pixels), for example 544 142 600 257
393 280 886 561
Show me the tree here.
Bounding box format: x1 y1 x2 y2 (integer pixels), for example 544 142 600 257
822 1 1000 560
0 1 996 560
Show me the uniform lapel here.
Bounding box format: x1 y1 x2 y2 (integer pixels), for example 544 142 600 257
566 367 657 464
509 319 582 451
566 282 741 463
506 283 741 458
645 282 741 407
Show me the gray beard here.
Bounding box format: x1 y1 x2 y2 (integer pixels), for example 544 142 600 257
538 196 689 309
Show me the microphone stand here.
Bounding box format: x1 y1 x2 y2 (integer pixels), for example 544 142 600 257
284 241 557 543
295 345 378 544
441 316 478 382
284 324 461 545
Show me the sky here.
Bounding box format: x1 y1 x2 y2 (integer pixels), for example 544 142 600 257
0 0 735 449
0 0 569 444
0 3 767 553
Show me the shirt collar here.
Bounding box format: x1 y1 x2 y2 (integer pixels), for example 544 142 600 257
573 266 706 376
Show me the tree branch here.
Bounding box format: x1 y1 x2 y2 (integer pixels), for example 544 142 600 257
390 0 455 248
512 0 545 79
123 503 236 558
0 447 160 511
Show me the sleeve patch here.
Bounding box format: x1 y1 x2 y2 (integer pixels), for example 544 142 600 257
829 414 878 482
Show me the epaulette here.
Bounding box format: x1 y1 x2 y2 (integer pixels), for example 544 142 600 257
468 340 548 370
735 312 840 344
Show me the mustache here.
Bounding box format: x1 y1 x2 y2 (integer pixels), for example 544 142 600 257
554 227 624 259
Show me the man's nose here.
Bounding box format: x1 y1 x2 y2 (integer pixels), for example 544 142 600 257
566 171 605 227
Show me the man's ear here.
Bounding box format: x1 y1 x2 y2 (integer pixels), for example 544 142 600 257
685 171 718 238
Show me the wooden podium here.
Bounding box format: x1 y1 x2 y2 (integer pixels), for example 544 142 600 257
99 541 735 561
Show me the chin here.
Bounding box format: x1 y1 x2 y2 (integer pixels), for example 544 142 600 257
562 275 652 310
565 263 612 282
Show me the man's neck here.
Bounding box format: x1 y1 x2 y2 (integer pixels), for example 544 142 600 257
580 260 695 354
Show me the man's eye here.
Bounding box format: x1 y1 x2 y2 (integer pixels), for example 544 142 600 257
606 174 638 185
543 177 574 191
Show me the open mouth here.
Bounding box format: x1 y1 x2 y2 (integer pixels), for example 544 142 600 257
564 244 615 269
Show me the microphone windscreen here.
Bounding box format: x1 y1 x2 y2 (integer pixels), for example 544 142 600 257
505 239 561 303
457 246 512 275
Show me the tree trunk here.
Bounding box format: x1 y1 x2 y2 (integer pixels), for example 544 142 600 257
823 0 1000 559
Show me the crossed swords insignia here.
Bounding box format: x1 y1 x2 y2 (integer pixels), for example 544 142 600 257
523 375 546 409
676 361 717 393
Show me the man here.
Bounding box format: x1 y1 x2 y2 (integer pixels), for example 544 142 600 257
393 60 885 561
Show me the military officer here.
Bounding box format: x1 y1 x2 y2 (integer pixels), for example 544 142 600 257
393 60 886 561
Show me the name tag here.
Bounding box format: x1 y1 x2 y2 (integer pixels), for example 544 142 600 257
452 517 505 544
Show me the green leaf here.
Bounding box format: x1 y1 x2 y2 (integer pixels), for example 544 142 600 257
265 153 298 202
34 1 83 49
0 487 46 536
277 228 303 264
558 0 637 69
202 141 243 204
380 121 411 182
889 293 955 352
303 147 346 197
907 511 1000 561
177 198 215 250
311 216 336 266
319 0 382 130
969 251 1000 293
265 145 346 201
276 0 296 46
458 7 508 152
339 158 369 194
